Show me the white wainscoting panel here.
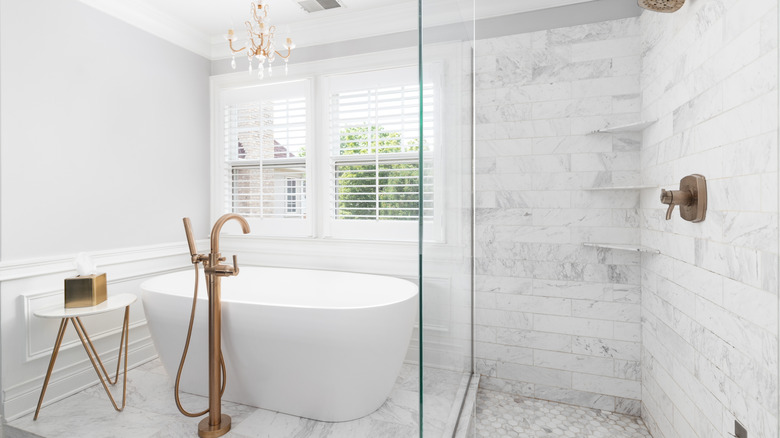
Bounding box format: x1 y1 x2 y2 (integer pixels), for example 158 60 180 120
0 241 198 421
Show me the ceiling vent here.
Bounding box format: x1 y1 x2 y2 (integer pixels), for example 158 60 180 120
295 0 344 13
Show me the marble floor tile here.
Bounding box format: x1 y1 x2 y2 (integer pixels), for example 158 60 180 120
7 390 181 438
5 359 468 438
476 389 652 438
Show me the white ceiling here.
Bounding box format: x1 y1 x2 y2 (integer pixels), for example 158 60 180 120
77 0 598 59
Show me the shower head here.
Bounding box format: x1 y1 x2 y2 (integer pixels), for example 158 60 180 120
638 0 685 13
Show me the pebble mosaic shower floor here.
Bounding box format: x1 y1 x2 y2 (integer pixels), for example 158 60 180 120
476 389 653 438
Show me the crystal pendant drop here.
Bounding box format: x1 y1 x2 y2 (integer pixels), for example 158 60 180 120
258 68 264 79
249 61 253 73
231 56 236 70
284 60 289 75
268 65 273 77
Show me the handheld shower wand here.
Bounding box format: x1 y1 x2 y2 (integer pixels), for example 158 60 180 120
174 219 225 420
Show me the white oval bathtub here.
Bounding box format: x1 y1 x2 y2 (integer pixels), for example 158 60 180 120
140 266 417 422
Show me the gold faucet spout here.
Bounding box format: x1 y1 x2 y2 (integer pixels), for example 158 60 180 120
209 213 251 255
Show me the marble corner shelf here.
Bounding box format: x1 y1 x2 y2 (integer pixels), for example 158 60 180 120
584 185 656 191
584 242 660 254
590 120 657 134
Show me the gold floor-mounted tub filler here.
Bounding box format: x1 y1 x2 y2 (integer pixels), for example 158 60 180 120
178 214 250 438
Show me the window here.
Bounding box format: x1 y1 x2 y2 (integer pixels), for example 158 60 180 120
214 59 444 241
219 80 311 236
324 66 436 239
329 81 434 221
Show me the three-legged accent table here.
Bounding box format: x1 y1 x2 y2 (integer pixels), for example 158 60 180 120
33 293 137 420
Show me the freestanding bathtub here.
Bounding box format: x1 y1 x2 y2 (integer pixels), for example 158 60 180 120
141 266 417 422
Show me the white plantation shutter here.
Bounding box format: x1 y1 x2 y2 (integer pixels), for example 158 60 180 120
223 86 307 218
220 80 311 236
327 67 435 224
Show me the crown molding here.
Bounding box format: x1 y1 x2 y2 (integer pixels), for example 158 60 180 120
210 1 418 59
77 0 212 59
80 0 599 61
211 0 596 59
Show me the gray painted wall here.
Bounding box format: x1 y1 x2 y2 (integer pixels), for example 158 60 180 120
0 0 212 260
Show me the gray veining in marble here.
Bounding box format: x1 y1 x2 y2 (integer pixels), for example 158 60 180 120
5 360 468 438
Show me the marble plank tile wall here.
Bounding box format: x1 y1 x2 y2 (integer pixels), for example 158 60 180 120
638 0 779 437
474 17 645 415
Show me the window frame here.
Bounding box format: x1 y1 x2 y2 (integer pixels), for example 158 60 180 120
211 46 456 243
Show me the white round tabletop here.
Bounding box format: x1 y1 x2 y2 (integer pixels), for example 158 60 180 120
34 293 137 319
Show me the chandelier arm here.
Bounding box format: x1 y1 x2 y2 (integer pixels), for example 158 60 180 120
262 33 272 56
245 20 256 36
274 48 292 59
228 39 247 53
244 21 260 53
251 2 259 21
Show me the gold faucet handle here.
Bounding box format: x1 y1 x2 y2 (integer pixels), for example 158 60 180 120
665 203 675 220
660 189 675 220
211 255 240 276
660 189 673 205
231 255 239 276
660 175 706 222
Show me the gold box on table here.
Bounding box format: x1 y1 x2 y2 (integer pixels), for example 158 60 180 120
64 273 107 308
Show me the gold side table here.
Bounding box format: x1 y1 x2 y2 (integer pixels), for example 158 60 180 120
32 293 137 420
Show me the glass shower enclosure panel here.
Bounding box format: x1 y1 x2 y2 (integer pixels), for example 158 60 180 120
419 0 475 436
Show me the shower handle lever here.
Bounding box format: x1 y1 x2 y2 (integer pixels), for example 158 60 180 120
660 189 693 220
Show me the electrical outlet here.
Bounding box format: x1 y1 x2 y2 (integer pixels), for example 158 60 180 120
734 420 747 438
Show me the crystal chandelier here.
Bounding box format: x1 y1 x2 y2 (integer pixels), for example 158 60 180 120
226 2 295 79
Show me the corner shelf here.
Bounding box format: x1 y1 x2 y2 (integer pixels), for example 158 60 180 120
584 243 660 254
590 120 657 134
584 185 655 191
